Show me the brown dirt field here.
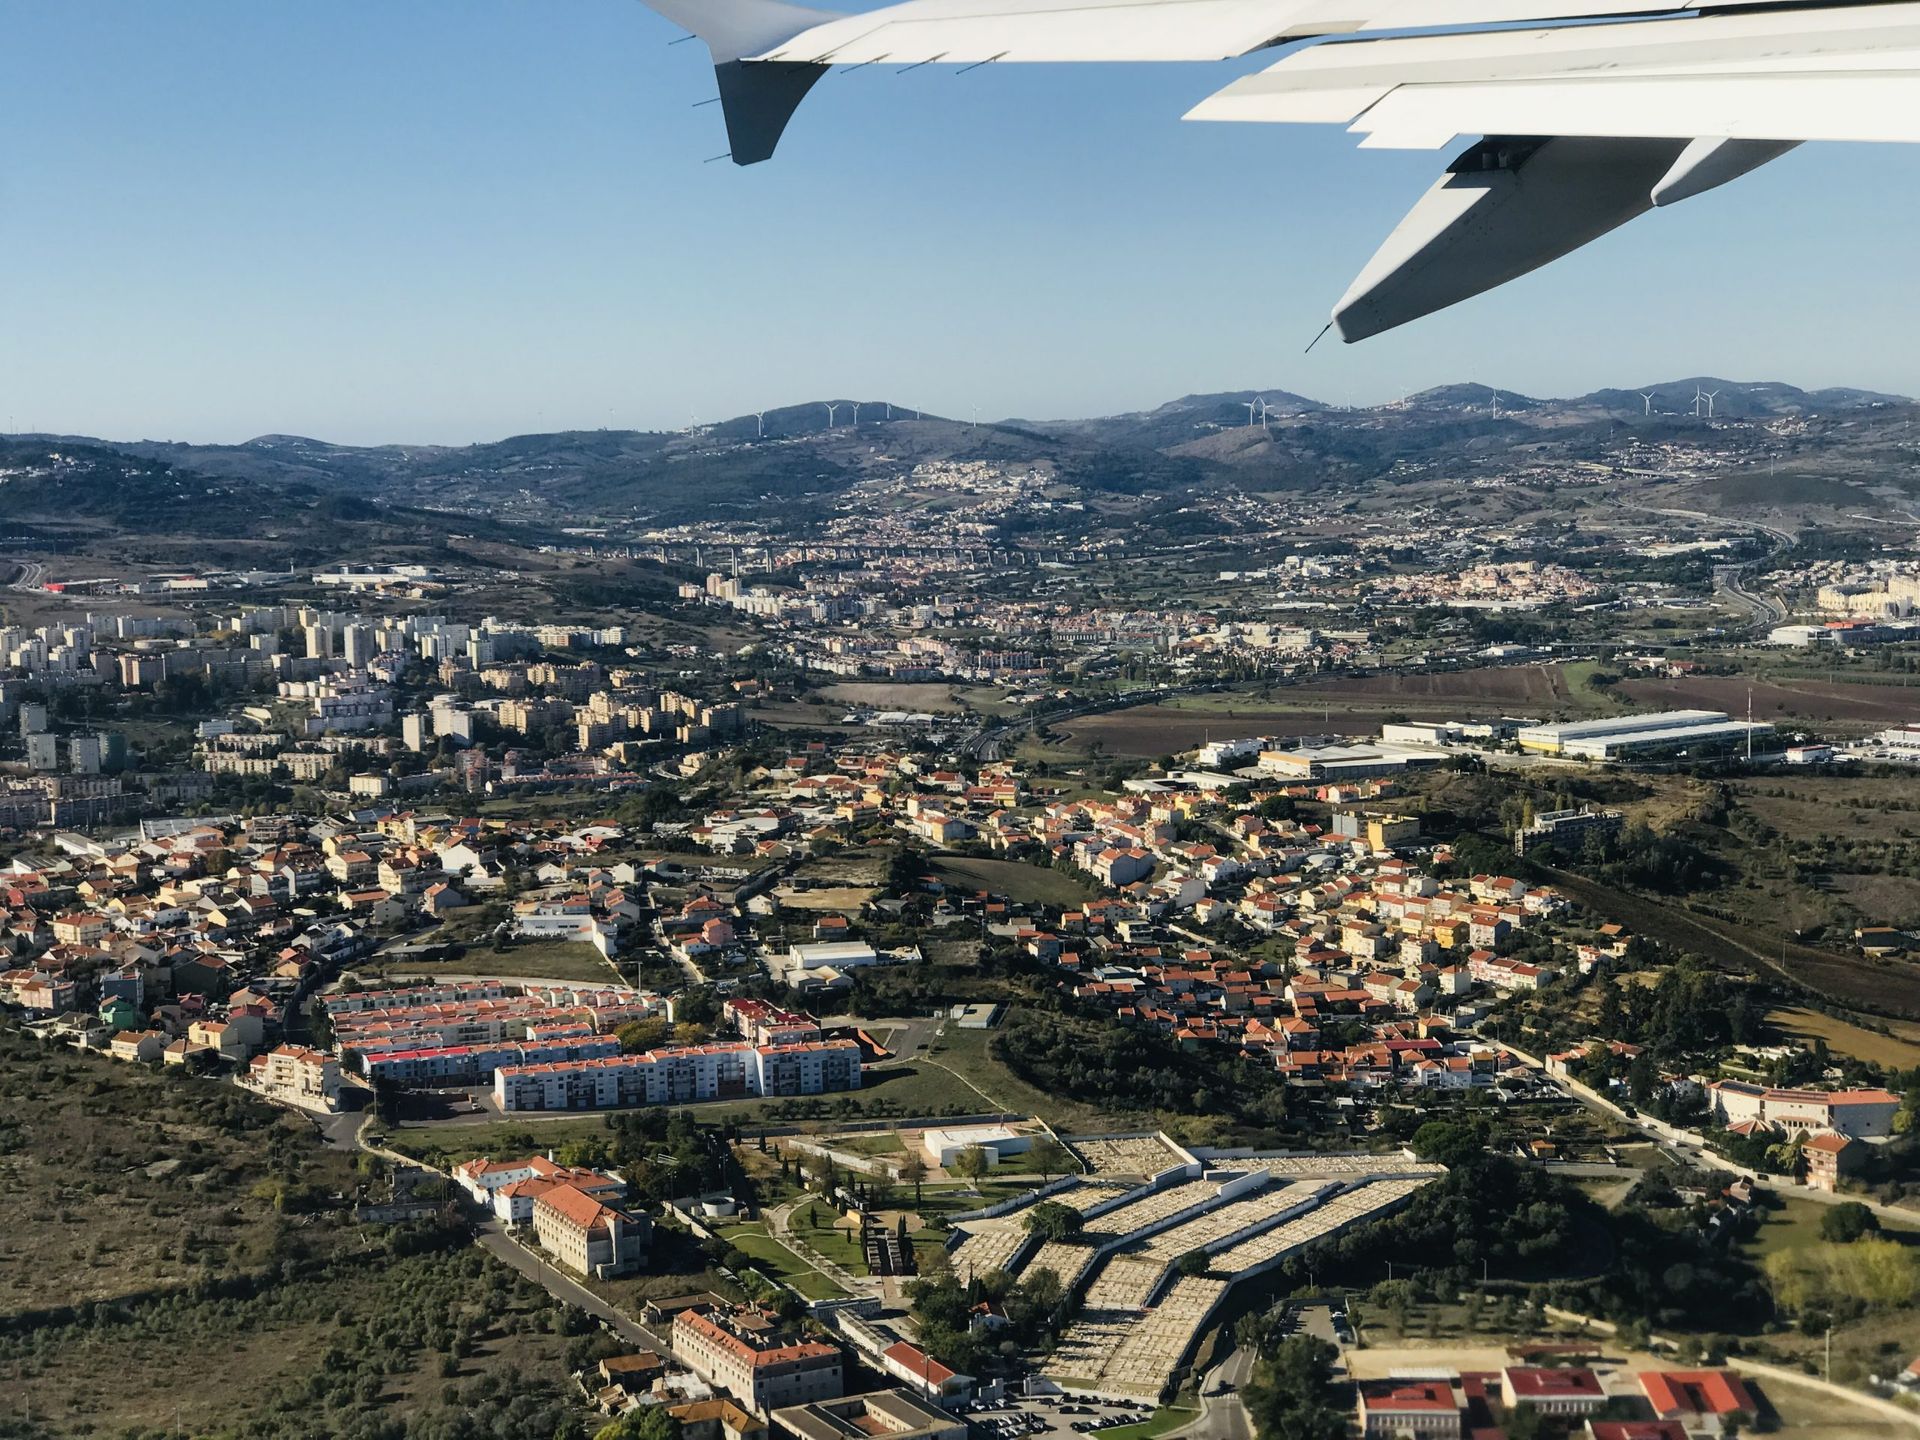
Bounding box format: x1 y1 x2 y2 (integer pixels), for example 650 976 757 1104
818 682 969 712
1767 1005 1920 1069
1618 674 1920 727
1060 667 1587 755
1059 707 1342 755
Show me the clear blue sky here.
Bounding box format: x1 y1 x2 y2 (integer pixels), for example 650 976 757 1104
4 0 1918 445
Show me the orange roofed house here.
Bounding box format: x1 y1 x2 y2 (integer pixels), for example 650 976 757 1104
672 1308 843 1416
1638 1370 1758 1432
532 1181 650 1279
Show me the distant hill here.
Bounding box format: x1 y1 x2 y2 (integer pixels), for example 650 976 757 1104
13 376 1912 531
1019 390 1329 451
0 437 535 546
1581 378 1909 421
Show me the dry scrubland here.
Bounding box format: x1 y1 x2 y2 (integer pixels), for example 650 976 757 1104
0 1033 589 1439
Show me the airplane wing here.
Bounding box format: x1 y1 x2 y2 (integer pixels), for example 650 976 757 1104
642 0 1920 337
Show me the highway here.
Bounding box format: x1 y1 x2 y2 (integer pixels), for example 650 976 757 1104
1623 502 1795 637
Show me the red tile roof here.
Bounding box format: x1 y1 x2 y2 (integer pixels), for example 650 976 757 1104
1638 1370 1757 1418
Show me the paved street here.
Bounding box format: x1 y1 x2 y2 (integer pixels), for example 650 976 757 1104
476 1218 674 1352
1500 1040 1920 1225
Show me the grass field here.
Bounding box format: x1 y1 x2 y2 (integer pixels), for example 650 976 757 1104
363 939 618 984
1744 1196 1920 1264
1766 1006 1920 1069
715 1221 847 1298
818 682 971 713
1540 865 1920 1019
785 1211 950 1277
0 1032 362 1315
933 855 1093 906
833 1132 906 1156
923 1022 1143 1132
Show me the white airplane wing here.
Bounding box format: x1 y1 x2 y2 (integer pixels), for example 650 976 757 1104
642 0 1920 337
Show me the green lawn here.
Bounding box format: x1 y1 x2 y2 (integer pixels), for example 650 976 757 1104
373 1118 615 1169
784 1214 950 1278
1093 1406 1198 1440
922 1023 1139 1132
1743 1196 1920 1263
833 1132 906 1157
714 1222 848 1299
910 1181 1037 1216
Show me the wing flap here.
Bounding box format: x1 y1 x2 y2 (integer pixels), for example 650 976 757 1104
1187 2 1920 144
1335 136 1687 340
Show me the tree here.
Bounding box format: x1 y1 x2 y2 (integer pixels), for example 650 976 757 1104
1241 1336 1346 1440
1765 1132 1808 1180
1409 1118 1489 1169
900 1153 928 1207
1176 1249 1210 1278
1024 1201 1083 1243
596 1408 683 1440
616 1017 669 1053
1026 1136 1073 1181
1818 1202 1879 1244
951 1145 992 1189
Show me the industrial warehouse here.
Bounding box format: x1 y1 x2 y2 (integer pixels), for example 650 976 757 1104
1517 710 1774 762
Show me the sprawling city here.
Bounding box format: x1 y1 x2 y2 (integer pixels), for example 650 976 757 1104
1 376 1919 1440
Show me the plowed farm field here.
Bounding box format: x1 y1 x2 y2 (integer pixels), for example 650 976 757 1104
1059 666 1584 755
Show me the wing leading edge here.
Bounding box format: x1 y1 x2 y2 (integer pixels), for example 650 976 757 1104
642 0 1919 337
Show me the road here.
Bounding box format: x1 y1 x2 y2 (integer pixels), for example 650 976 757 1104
1497 1038 1920 1226
7 560 46 591
1620 502 1794 637
314 1106 678 1352
475 1216 675 1352
1714 560 1787 634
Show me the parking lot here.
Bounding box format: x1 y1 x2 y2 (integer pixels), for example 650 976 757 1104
969 1393 1159 1440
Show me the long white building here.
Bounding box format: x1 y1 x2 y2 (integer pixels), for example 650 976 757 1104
1518 710 1772 761
495 1037 863 1112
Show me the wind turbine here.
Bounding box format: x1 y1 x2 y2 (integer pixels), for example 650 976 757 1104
1638 392 1655 417
1703 389 1721 420
754 411 766 439
1245 400 1259 427
885 402 893 421
1490 390 1501 420
1258 397 1271 432
824 402 838 428
1693 387 1705 419
851 402 861 426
